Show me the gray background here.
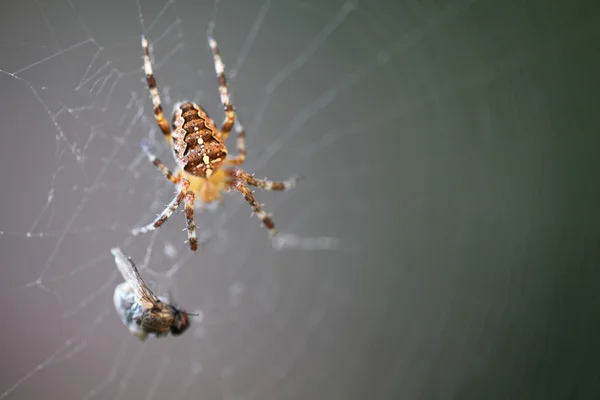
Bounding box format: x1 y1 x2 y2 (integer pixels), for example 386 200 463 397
1 0 599 399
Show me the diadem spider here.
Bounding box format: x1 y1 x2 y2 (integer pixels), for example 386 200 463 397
132 35 302 251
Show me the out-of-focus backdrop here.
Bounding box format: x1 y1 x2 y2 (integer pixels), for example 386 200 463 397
1 1 598 399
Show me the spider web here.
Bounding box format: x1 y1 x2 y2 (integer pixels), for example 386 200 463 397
1 0 599 399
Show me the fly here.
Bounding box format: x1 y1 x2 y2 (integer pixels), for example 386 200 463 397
112 247 194 340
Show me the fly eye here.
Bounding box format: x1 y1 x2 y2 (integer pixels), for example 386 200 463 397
170 311 189 336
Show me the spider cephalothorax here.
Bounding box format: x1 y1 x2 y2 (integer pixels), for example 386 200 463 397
131 35 302 251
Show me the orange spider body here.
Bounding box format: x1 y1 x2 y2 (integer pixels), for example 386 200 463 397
185 167 228 204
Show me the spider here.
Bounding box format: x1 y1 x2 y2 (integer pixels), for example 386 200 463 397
132 35 302 251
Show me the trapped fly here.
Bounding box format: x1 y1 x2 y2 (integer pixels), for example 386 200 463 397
112 247 194 340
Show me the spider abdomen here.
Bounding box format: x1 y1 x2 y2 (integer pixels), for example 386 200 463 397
172 102 227 178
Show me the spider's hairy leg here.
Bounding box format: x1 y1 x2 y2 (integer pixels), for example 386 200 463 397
141 142 181 184
132 179 191 236
230 169 303 191
141 35 171 140
232 180 277 239
224 115 246 166
184 191 198 251
208 36 235 140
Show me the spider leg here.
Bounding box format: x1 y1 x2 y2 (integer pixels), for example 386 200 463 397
208 36 235 141
184 191 198 251
132 179 190 236
224 115 246 166
141 142 181 184
142 35 171 141
231 179 277 239
230 169 303 191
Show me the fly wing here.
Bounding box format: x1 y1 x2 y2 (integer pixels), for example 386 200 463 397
112 248 160 310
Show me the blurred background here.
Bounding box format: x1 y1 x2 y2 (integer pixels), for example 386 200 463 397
1 0 599 399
